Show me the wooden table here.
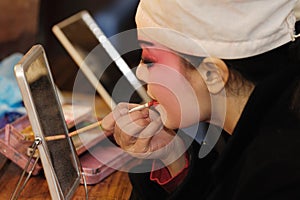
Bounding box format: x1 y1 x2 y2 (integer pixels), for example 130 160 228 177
0 153 133 199
0 93 134 199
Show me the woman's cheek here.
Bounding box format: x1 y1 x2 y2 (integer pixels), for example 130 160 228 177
154 104 182 130
136 63 149 83
147 65 200 129
149 85 182 129
154 105 167 126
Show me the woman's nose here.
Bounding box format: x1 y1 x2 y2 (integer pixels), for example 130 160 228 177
136 63 149 83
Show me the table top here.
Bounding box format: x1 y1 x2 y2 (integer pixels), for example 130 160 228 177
0 154 133 199
0 92 134 199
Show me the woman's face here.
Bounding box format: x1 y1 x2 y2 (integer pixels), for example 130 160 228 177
136 39 211 129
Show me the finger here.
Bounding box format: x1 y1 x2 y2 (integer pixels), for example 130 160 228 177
101 112 116 132
129 117 163 154
113 124 139 148
112 103 130 119
116 109 149 127
101 103 129 131
114 117 155 150
148 108 160 120
103 103 142 131
135 117 163 148
113 111 150 145
115 115 151 140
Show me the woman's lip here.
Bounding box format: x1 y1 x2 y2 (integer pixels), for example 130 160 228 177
148 100 159 106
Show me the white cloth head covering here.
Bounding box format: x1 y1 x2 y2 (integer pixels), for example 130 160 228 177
136 0 298 59
294 0 300 21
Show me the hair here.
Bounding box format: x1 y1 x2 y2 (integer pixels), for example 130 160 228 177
223 42 293 85
181 40 298 94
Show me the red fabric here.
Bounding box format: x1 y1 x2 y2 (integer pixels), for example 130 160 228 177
150 153 189 193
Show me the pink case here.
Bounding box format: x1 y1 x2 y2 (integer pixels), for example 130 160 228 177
79 141 133 185
0 115 42 175
0 115 133 183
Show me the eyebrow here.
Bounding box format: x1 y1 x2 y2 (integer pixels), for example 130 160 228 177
138 40 154 46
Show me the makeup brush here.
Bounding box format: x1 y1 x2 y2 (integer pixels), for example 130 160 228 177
45 121 102 141
45 100 159 141
128 100 159 113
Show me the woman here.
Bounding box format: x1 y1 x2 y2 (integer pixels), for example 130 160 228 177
101 0 300 199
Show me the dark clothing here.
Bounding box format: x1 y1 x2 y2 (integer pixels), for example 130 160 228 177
128 58 300 199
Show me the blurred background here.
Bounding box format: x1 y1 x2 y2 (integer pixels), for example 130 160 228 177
0 0 140 91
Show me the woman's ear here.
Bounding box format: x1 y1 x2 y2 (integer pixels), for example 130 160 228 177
198 57 229 94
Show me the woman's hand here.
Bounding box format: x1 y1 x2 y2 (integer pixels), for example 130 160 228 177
113 107 187 175
101 102 137 134
101 102 187 175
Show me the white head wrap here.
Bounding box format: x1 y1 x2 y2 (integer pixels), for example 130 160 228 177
136 0 298 59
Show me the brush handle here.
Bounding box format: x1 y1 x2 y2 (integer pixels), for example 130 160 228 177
128 103 148 113
45 121 102 141
128 100 158 113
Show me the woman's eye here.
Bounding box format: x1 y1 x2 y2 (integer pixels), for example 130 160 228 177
141 58 154 67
